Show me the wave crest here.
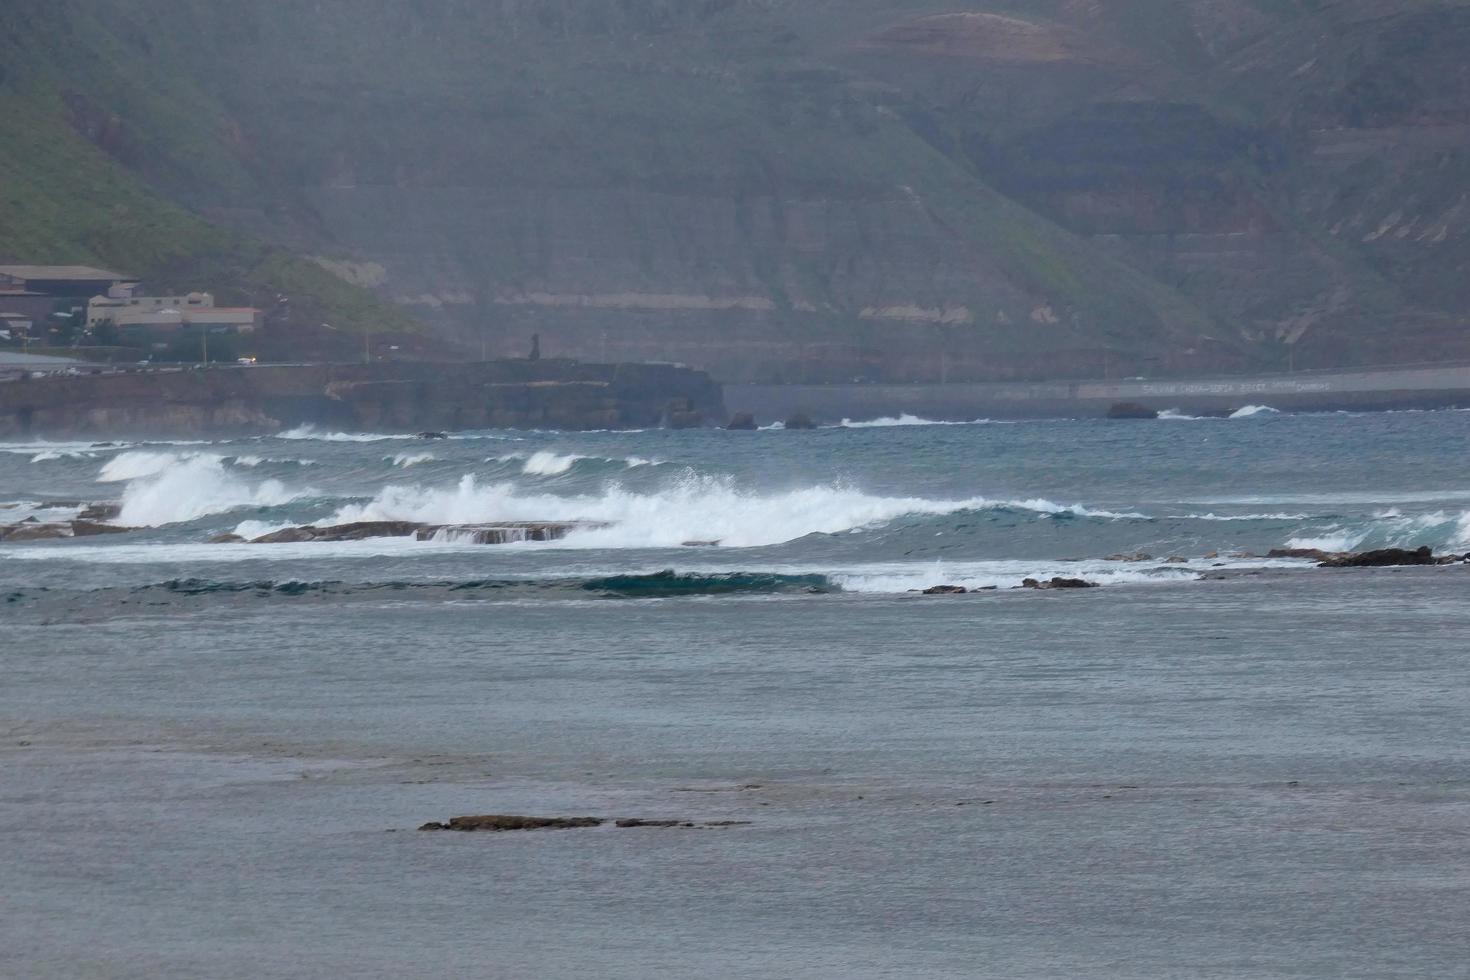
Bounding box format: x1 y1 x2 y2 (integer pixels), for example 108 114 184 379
113 453 310 526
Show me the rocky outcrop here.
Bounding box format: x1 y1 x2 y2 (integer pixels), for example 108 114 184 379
1022 577 1099 590
0 519 132 542
1106 402 1159 420
421 815 604 832
783 413 817 430
1319 546 1438 568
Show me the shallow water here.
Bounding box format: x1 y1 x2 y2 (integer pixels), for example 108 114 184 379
3 411 1468 978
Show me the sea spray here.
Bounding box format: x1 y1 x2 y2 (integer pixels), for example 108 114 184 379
115 454 308 526
1229 405 1280 419
316 472 1146 549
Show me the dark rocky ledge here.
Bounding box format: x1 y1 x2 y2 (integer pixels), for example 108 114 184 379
418 813 752 832
0 519 133 542
1268 545 1468 568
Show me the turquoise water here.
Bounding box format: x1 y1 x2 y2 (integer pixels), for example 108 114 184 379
3 411 1469 978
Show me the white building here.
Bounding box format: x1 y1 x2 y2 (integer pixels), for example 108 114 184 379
87 290 260 333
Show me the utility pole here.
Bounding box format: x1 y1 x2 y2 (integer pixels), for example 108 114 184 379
364 326 370 365
201 327 208 365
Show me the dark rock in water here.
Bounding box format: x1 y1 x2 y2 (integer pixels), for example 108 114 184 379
419 813 747 832
422 815 606 832
414 431 448 440
923 585 968 595
1105 552 1153 562
783 413 817 430
209 532 246 544
69 520 129 537
1267 547 1342 562
0 523 71 542
1106 402 1159 420
1320 546 1437 568
1023 577 1099 590
725 412 758 431
680 540 721 548
77 503 121 521
1 519 133 542
248 525 325 544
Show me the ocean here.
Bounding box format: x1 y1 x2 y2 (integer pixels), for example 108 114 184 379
3 409 1468 978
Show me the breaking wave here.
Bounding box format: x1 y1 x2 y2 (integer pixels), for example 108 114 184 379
1229 405 1280 419
1284 509 1470 553
30 449 95 462
112 453 311 526
276 425 415 442
99 450 194 482
313 473 1145 549
522 451 581 475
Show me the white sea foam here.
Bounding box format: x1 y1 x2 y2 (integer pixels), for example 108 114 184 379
30 449 94 462
114 453 309 526
99 450 201 482
490 451 659 474
1178 512 1312 522
1285 531 1367 552
229 455 316 468
1184 490 1470 507
314 473 1145 549
1 439 120 456
840 414 990 428
1452 513 1470 549
275 425 413 442
1229 405 1280 419
1158 409 1205 421
827 560 1202 593
521 451 582 476
392 452 436 468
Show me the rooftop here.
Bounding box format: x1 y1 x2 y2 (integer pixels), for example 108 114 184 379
0 265 136 282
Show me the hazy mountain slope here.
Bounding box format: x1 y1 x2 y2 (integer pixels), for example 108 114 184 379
3 0 1466 378
820 0 1470 369
0 1 425 358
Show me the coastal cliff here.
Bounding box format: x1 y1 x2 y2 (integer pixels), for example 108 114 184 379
0 360 724 438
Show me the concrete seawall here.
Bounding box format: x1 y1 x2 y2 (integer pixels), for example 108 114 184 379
727 364 1470 422
0 360 724 437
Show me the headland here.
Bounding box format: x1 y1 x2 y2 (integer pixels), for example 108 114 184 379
0 359 724 438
